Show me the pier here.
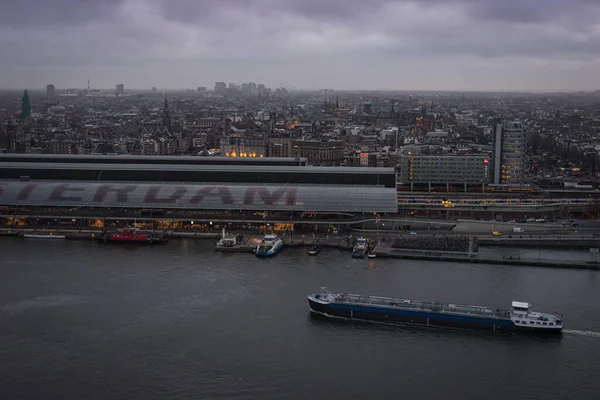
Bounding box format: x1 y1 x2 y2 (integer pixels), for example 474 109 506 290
2 228 599 270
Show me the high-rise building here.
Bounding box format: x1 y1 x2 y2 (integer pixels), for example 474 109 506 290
257 84 266 96
21 90 31 119
197 87 207 92
116 84 125 95
249 82 257 96
493 120 526 184
46 84 56 100
214 82 227 94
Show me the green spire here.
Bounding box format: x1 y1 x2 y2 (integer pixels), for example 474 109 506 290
21 90 32 119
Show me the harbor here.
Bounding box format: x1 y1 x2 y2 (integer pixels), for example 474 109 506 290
3 227 599 270
2 236 600 400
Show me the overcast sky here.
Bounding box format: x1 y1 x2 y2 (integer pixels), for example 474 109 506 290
2 0 600 91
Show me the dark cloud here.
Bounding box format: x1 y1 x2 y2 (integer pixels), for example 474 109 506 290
157 0 394 23
466 0 600 25
0 0 599 90
0 0 122 28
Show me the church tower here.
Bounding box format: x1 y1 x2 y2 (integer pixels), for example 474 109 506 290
161 95 171 131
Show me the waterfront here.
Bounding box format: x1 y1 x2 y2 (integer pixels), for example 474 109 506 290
1 239 600 399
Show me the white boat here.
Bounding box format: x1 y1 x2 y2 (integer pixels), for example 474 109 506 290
216 228 241 248
24 234 66 239
352 237 369 258
256 234 285 256
367 253 376 258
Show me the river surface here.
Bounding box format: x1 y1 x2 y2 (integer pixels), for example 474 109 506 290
1 238 599 400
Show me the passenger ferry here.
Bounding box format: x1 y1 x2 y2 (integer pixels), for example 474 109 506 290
255 234 285 257
308 288 563 334
352 237 369 258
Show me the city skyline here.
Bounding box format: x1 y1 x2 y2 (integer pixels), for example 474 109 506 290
1 0 600 91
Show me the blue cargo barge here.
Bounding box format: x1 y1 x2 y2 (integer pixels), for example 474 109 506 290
308 288 563 334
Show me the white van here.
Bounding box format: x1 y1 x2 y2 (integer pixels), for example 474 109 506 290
513 227 524 233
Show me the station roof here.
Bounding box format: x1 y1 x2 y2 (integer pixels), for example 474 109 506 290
0 154 309 165
0 181 398 213
0 162 395 175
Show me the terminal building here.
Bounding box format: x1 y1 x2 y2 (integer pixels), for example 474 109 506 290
0 155 397 233
0 154 309 167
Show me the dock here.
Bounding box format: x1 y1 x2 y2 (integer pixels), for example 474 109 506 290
373 241 600 270
2 228 599 270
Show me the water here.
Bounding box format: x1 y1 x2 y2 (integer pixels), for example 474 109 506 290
1 239 599 400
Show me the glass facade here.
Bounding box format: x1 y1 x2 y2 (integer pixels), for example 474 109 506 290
0 182 398 213
500 121 526 184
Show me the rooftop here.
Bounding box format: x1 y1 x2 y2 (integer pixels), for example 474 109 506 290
0 181 398 213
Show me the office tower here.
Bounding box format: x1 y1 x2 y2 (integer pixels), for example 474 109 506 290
249 82 257 96
46 84 56 100
257 84 266 96
214 82 227 94
493 120 526 184
116 84 125 95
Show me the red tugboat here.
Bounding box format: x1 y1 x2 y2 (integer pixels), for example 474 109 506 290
99 227 168 244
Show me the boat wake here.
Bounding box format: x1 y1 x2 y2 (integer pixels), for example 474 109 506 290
0 295 88 316
563 329 600 338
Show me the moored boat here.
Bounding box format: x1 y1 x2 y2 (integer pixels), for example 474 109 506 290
308 288 563 334
255 234 284 257
99 227 168 244
352 237 369 258
24 233 66 239
216 228 242 248
308 244 322 256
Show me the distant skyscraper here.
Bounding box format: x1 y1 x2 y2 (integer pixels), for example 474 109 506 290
241 83 249 95
21 90 31 119
46 84 56 100
214 82 227 94
197 87 207 92
116 84 125 95
257 84 266 96
249 82 257 96
492 120 526 184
